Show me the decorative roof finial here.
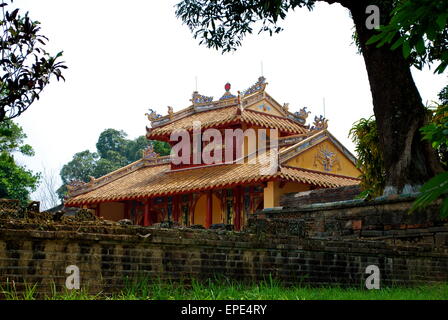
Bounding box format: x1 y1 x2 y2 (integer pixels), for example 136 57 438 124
241 76 267 97
311 115 329 131
145 108 162 121
167 106 174 119
191 91 213 105
143 143 159 159
237 90 243 113
66 180 86 195
289 107 311 125
220 82 236 100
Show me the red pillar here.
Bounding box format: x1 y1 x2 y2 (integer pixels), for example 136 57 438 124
234 187 242 231
143 200 152 226
205 191 213 228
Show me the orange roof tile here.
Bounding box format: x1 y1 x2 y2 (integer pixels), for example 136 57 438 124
65 155 359 206
279 166 360 188
147 106 307 139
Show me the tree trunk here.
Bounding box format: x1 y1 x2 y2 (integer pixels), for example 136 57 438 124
343 0 443 194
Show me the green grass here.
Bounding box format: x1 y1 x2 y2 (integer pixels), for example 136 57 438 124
1 277 448 300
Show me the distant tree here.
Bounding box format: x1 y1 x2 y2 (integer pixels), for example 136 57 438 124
125 136 171 162
58 129 171 200
125 135 148 163
96 129 128 160
0 0 66 122
94 154 127 177
59 150 98 185
175 0 445 195
37 166 60 210
152 140 171 158
0 120 39 203
57 150 97 200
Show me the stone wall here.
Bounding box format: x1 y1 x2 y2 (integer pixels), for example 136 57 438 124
1 218 448 296
249 194 448 247
280 185 362 207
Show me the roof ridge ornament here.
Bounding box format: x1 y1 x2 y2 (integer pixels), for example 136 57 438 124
311 115 329 131
219 82 236 100
288 106 311 125
167 106 174 119
295 107 311 121
242 76 267 97
237 90 244 114
146 108 171 128
143 143 159 159
145 108 163 121
191 91 213 105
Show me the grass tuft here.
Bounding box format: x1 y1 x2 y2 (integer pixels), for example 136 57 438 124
1 277 448 300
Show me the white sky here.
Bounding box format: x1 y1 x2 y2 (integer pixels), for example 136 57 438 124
11 0 447 207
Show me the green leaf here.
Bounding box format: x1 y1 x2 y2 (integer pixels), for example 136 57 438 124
440 197 448 219
436 13 448 29
420 172 448 192
402 41 411 59
415 38 426 56
366 33 384 45
411 172 448 216
390 37 405 50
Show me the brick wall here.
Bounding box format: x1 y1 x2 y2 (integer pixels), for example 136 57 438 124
1 218 448 296
280 185 362 207
249 194 448 247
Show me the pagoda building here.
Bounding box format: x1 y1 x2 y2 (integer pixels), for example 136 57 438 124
65 77 361 230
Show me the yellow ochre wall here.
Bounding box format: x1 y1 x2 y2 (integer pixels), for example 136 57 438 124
285 139 361 178
263 181 310 208
193 193 222 225
241 125 279 160
99 202 125 221
246 101 284 117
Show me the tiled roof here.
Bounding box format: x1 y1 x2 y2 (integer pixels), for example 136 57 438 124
147 106 308 139
279 166 360 188
65 155 359 206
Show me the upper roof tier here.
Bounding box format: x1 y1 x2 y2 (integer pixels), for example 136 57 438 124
145 77 324 141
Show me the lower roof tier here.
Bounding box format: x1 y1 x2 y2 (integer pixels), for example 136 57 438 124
65 156 360 206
